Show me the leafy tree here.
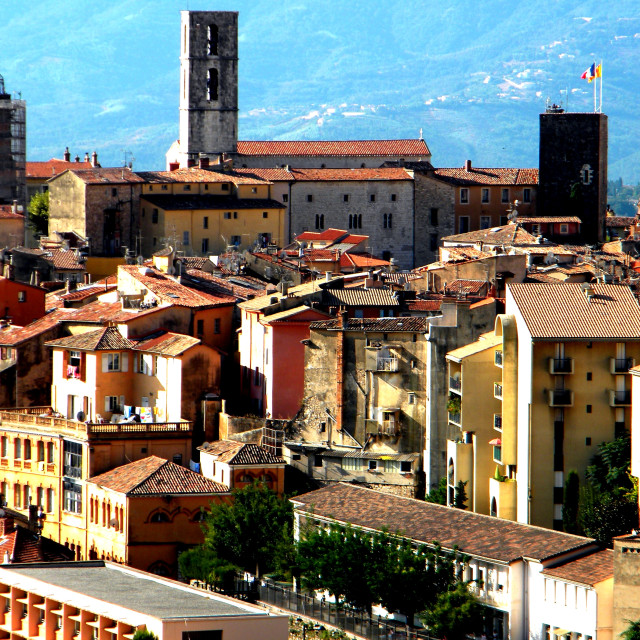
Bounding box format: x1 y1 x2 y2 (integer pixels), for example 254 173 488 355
563 470 580 534
178 546 218 582
621 620 640 640
27 191 49 237
420 582 484 640
200 482 293 578
132 630 158 640
453 481 468 510
425 477 447 505
586 432 633 497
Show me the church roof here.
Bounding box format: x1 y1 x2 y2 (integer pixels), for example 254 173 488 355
236 139 430 158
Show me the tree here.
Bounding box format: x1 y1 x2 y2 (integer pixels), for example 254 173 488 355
27 191 49 237
420 582 484 640
453 481 468 510
425 477 447 505
132 630 158 640
563 470 580 534
200 483 293 578
621 620 640 640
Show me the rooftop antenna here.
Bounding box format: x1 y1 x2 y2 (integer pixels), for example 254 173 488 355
122 150 135 169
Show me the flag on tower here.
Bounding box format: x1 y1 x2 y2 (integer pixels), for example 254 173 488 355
591 63 602 82
581 63 596 81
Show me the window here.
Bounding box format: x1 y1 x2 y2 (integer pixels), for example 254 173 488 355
47 488 54 513
201 238 209 253
400 460 412 473
430 208 438 226
586 437 592 446
224 211 231 219
480 216 491 229
111 188 117 197
13 483 20 509
214 318 221 334
430 233 438 251
106 353 120 371
151 209 158 224
342 457 363 471
161 184 168 191
586 371 592 381
307 194 313 202
313 455 323 468
368 460 378 471
459 217 470 234
18 291 26 302
523 188 531 203
24 439 31 460
63 481 82 514
586 404 592 413
139 354 153 376
0 437 6 458
231 235 241 246
207 68 218 101
408 393 416 405
382 250 391 261
221 183 229 191
183 184 191 191
501 188 509 203
481 188 490 203
391 193 397 201
37 441 45 462
183 231 190 246
14 438 21 460
370 194 376 202
251 187 257 194
348 214 362 229
150 512 170 523
47 442 54 463
460 188 469 204
63 441 83 478
315 214 324 230
233 211 238 219
560 224 569 234
262 211 268 219
203 216 209 229
343 194 349 202
499 215 509 225
207 24 218 55
282 194 288 202
196 319 204 337
23 485 31 508
383 213 392 229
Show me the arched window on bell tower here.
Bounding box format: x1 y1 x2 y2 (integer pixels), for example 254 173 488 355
208 24 219 55
207 68 218 101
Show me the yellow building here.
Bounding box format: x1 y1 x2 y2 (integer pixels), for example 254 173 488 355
446 282 640 529
137 168 286 256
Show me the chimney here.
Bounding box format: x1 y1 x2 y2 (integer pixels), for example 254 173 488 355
74 155 80 162
199 155 210 169
84 152 90 163
465 159 472 172
187 158 196 168
63 147 71 162
0 511 14 538
11 200 17 214
169 162 179 172
91 151 98 167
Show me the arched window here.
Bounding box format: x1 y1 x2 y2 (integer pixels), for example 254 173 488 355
207 24 219 55
37 441 45 462
448 458 455 485
192 510 207 523
490 497 498 517
207 68 219 101
348 214 353 229
148 561 171 576
150 511 170 523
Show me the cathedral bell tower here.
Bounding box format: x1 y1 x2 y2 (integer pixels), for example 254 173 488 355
176 11 238 168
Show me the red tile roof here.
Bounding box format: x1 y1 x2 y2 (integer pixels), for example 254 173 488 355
46 326 132 351
0 309 69 347
542 549 613 586
66 167 146 185
0 514 73 563
508 283 640 340
519 217 581 224
237 139 430 158
290 168 411 181
132 331 200 356
14 248 84 271
89 456 228 495
605 216 635 227
296 228 349 243
198 441 284 465
406 299 442 312
434 167 538 186
58 284 117 302
310 317 429 332
341 253 390 268
233 168 295 181
292 483 596 564
446 280 489 294
26 159 92 179
0 206 24 220
139 168 270 186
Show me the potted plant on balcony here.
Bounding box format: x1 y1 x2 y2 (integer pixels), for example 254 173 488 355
447 395 461 415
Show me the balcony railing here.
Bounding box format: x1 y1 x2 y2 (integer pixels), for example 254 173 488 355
609 389 631 407
549 358 574 375
548 389 573 407
376 357 399 372
448 412 461 426
494 350 503 367
449 376 461 393
467 582 509 609
493 414 502 430
494 383 503 400
610 358 636 374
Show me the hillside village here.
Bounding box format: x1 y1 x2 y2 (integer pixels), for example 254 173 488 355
0 9 639 640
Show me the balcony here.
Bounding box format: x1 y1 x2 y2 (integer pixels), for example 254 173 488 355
448 412 461 426
609 389 631 407
494 383 503 400
548 389 574 407
468 581 510 609
493 414 502 431
549 358 574 375
376 356 399 372
449 376 461 393
610 358 636 374
494 350 503 367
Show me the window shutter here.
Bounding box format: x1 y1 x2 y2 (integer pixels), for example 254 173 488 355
102 354 108 373
80 353 86 382
119 395 125 410
121 353 128 372
133 353 138 373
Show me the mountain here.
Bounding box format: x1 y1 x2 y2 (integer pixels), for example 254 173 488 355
2 0 639 181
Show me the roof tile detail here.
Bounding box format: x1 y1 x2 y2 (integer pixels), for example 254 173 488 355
236 139 430 158
434 167 538 186
198 441 284 465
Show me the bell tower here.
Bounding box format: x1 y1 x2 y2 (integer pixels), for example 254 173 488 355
175 11 238 168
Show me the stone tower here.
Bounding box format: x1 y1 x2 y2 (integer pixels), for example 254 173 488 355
538 108 608 245
176 11 238 168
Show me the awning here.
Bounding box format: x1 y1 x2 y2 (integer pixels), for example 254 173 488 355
552 629 570 636
489 438 502 446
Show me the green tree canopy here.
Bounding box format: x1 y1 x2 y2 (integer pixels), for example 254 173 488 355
425 477 447 505
27 191 49 237
621 620 640 640
420 582 484 640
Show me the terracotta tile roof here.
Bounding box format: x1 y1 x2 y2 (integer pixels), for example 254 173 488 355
13 248 84 271
66 167 146 185
89 456 228 495
434 167 538 186
138 168 271 186
0 309 69 346
292 483 595 564
310 317 429 332
132 331 200 356
0 206 24 220
297 229 349 243
524 272 571 284
443 224 541 246
0 514 74 563
518 216 582 224
178 257 213 271
58 301 159 324
341 253 390 268
405 299 442 312
26 159 92 179
605 216 635 227
290 168 411 181
446 280 489 294
58 284 117 302
46 326 133 351
236 139 430 158
184 268 272 301
141 194 285 211
198 441 284 465
507 283 640 340
542 549 613 586
120 265 236 308
322 287 400 307
232 168 295 182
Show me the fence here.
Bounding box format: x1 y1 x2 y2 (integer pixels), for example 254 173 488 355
257 580 435 640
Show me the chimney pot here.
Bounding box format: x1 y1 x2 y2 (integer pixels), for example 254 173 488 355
91 151 98 167
465 159 472 172
84 152 90 163
63 147 71 162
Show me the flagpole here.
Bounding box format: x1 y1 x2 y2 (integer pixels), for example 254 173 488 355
593 61 597 112
599 60 603 112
